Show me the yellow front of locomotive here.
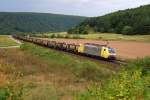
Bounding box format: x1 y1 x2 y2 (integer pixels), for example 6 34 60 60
101 47 116 60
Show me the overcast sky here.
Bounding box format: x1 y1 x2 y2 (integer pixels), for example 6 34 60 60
0 0 149 17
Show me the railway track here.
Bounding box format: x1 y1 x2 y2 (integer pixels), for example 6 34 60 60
69 53 125 71
113 59 128 65
12 35 128 68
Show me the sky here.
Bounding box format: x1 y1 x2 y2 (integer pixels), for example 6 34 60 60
0 0 149 17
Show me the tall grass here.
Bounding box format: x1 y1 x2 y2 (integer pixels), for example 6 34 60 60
1 41 149 99
76 57 150 100
20 43 115 81
0 43 118 100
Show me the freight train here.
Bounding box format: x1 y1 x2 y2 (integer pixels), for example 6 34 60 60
13 35 116 60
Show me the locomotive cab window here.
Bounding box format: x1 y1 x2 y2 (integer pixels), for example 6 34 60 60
108 48 115 53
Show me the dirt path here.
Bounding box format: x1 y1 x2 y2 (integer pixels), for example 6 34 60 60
44 38 150 59
0 46 20 49
9 35 22 44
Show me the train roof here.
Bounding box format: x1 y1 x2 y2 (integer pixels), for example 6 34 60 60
84 43 107 47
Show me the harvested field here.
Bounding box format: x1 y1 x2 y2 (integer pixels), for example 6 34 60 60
43 38 150 59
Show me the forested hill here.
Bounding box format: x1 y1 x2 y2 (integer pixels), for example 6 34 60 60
68 4 150 35
0 12 86 34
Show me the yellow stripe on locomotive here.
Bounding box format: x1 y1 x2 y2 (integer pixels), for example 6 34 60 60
78 44 84 53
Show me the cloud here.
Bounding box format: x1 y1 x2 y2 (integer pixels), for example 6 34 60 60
0 0 149 16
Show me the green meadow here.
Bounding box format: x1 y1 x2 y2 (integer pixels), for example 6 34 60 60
0 35 19 47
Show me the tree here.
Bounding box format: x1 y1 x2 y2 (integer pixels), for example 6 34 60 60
68 4 150 35
121 26 133 35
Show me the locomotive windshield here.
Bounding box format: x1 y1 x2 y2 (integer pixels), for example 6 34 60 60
108 48 115 53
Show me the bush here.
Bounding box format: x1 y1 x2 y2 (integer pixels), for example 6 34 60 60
76 57 150 100
0 85 24 100
64 35 69 39
50 34 55 38
121 26 133 35
72 35 81 39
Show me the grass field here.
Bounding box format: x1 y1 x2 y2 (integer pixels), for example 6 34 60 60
76 57 150 100
0 43 117 100
36 32 150 42
0 35 19 47
0 40 149 99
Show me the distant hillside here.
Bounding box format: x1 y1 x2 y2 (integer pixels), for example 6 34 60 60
68 4 150 35
0 12 86 34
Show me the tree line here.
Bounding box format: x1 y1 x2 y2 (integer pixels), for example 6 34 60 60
68 4 150 35
0 12 86 34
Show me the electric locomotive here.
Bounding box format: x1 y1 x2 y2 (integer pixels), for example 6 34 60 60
78 43 116 60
